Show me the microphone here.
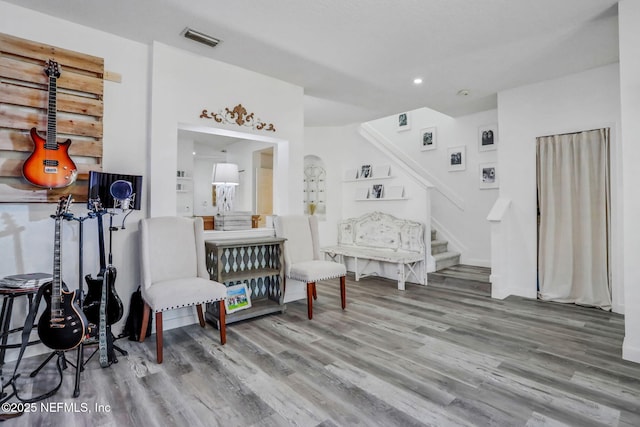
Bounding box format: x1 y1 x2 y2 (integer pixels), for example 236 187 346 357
110 180 133 210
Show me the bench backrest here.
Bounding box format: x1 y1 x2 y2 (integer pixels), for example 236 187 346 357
337 211 425 253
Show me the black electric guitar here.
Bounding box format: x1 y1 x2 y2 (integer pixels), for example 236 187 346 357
83 201 124 326
38 195 88 351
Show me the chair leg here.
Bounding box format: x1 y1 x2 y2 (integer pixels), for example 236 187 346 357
155 311 163 364
139 302 151 343
312 282 317 300
340 275 346 310
307 282 315 320
218 300 226 345
197 304 206 327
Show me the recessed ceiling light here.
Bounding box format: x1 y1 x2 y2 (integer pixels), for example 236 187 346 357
182 28 221 48
413 78 423 85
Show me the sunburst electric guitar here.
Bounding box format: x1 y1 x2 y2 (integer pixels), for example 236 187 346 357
38 195 88 351
22 59 78 189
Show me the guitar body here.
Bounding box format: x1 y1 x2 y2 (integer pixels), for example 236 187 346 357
22 127 77 189
83 268 124 326
37 281 88 351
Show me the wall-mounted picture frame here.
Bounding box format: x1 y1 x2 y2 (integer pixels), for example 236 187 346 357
396 112 411 131
420 127 437 151
479 162 498 189
447 146 466 171
225 283 252 314
372 184 384 199
479 124 498 151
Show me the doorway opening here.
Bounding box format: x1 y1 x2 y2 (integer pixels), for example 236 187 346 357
536 128 611 310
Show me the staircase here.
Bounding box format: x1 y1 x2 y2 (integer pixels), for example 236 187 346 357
431 228 460 271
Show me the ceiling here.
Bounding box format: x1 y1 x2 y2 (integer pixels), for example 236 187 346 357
5 0 620 126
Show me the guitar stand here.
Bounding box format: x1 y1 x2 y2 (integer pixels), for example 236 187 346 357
82 209 129 369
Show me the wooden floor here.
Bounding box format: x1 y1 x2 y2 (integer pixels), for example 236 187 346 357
3 273 640 426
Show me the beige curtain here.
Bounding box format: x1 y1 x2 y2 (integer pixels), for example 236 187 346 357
536 128 611 310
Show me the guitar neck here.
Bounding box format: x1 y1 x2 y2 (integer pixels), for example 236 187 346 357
96 212 107 273
51 217 63 319
45 73 58 150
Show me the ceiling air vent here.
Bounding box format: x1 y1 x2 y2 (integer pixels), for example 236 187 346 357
182 28 220 48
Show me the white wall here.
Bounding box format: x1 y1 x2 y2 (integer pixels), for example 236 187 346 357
148 42 305 327
0 2 149 359
365 108 499 267
496 64 622 309
619 0 640 363
305 108 499 283
149 42 304 220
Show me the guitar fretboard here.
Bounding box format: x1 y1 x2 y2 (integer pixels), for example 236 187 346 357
45 73 58 150
51 217 63 319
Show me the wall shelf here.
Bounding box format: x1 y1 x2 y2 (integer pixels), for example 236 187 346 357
344 176 394 183
356 197 409 201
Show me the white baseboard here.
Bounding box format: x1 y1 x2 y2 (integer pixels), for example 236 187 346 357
623 338 640 364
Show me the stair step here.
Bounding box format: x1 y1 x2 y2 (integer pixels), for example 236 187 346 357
430 228 437 241
433 251 461 271
431 239 449 255
428 264 492 296
433 265 491 283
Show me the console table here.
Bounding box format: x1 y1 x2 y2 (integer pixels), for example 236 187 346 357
205 236 286 327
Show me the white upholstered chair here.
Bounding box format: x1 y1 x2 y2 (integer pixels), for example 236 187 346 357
274 215 346 319
139 216 227 363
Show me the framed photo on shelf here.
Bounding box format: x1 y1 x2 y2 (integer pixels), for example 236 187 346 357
396 112 411 131
372 164 391 177
360 164 372 179
225 283 252 314
420 127 437 151
386 185 404 199
478 124 498 151
344 169 358 180
447 146 466 171
479 162 499 189
372 184 384 199
356 187 370 200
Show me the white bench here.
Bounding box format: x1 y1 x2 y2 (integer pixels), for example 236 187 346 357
321 211 426 290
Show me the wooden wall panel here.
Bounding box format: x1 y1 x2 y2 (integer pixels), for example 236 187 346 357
0 32 104 203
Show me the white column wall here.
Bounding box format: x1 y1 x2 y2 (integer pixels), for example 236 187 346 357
496 64 622 307
619 0 640 363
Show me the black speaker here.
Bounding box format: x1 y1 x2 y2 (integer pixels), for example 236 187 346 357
87 171 143 210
